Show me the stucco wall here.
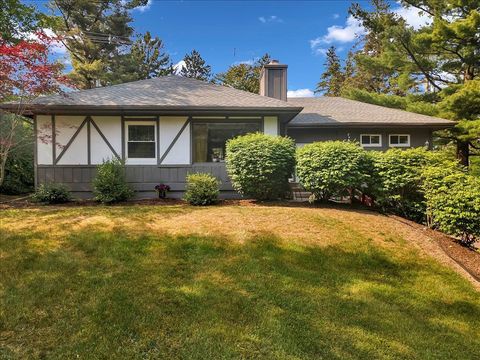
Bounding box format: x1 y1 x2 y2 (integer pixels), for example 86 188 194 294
35 114 280 197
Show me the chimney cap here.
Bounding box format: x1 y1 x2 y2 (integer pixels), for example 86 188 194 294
269 59 280 64
263 59 287 69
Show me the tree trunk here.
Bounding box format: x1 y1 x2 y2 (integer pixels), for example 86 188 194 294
456 140 469 167
0 153 7 188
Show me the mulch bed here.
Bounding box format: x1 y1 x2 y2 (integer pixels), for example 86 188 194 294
432 230 480 282
392 216 480 283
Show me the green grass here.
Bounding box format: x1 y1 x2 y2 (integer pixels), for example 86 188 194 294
1 204 479 359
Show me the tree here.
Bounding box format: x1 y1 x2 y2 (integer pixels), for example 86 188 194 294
49 0 149 89
179 50 212 81
0 0 50 43
107 31 174 84
215 53 271 93
0 32 68 188
315 46 345 96
348 0 480 166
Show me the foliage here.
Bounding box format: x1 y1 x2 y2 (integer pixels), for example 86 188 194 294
0 33 67 188
183 173 219 205
179 49 212 81
215 53 271 93
0 118 33 194
93 158 134 203
422 162 480 246
32 183 71 204
107 31 174 84
370 147 433 221
0 0 51 43
49 0 150 89
347 0 480 165
296 141 374 201
315 46 345 96
225 133 296 200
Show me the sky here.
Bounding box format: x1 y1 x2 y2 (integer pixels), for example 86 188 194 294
31 0 429 97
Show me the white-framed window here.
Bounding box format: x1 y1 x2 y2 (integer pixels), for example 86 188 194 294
125 120 157 164
389 134 410 147
360 134 382 147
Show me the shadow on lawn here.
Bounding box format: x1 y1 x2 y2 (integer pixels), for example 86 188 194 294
1 227 480 359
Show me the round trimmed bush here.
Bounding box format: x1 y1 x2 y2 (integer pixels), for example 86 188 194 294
32 183 71 204
296 141 373 201
183 173 220 206
226 133 296 200
93 158 134 203
422 162 480 246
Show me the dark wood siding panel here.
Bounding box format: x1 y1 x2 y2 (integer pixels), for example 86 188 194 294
37 164 235 197
288 127 433 150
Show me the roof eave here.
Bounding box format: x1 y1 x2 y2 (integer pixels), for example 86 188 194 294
0 104 303 119
287 122 456 128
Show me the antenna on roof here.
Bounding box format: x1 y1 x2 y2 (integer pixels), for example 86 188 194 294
233 47 236 57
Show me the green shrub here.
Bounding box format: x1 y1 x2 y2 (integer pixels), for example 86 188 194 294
296 141 374 201
93 158 134 203
183 173 220 206
371 147 436 221
422 162 480 246
226 133 296 200
32 183 71 204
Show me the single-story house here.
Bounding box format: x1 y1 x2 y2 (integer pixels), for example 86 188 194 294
0 60 454 198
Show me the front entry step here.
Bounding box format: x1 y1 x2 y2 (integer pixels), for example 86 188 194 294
289 182 312 202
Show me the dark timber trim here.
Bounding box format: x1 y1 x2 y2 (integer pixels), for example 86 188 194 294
33 115 38 188
121 116 125 160
159 117 191 164
51 115 56 164
54 116 88 165
87 117 91 165
156 116 160 165
90 118 121 160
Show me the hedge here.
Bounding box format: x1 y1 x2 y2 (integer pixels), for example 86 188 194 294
226 133 296 200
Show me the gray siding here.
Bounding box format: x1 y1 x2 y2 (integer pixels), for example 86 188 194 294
287 127 433 150
37 164 234 199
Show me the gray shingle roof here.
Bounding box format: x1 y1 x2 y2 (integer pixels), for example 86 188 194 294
288 97 454 127
28 75 301 110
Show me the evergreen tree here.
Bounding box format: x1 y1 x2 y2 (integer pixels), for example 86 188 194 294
49 0 149 89
180 50 212 81
315 46 344 96
107 31 174 84
347 0 480 166
215 53 271 93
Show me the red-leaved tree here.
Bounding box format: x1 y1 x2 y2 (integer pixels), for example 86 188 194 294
0 32 70 188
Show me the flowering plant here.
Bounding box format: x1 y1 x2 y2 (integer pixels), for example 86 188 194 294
154 183 171 198
155 184 171 192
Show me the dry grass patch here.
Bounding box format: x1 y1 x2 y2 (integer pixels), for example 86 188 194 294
1 203 479 359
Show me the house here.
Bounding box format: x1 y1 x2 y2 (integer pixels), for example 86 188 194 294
0 61 454 198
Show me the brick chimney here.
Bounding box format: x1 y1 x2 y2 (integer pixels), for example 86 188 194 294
259 60 288 101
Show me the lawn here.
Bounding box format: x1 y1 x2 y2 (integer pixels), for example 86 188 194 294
1 203 479 359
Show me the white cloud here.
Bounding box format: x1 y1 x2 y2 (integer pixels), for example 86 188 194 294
258 15 283 24
287 89 315 98
173 60 186 75
333 13 340 19
394 6 431 29
310 15 365 49
135 0 153 12
25 28 67 55
234 59 255 66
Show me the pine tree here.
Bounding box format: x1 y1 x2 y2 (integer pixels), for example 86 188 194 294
346 0 480 166
315 46 344 96
180 50 212 81
215 53 271 93
107 31 173 84
49 0 149 89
